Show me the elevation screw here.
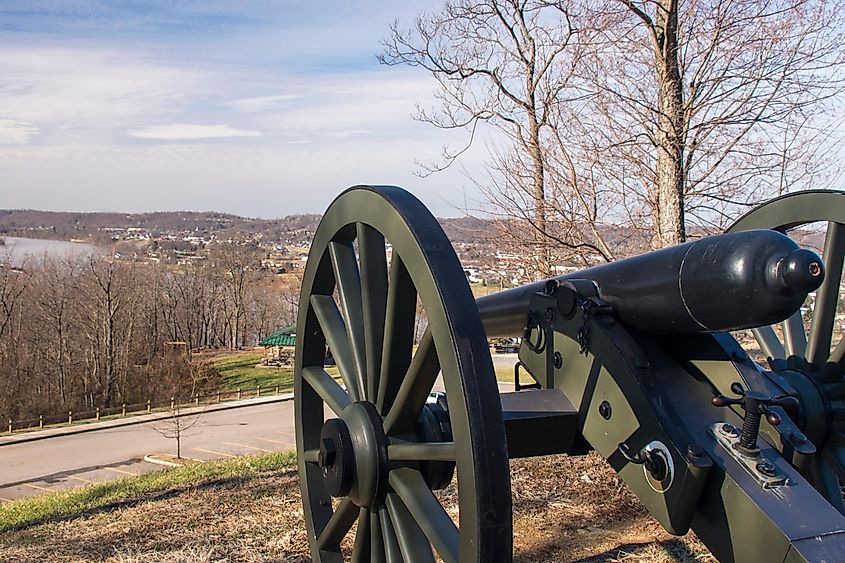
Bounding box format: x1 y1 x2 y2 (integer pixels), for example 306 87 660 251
712 382 799 456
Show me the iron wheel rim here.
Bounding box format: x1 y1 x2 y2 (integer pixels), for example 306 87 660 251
727 189 845 513
294 185 512 562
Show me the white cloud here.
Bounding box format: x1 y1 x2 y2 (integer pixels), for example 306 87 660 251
227 94 300 113
0 119 38 144
0 44 483 214
127 123 263 140
0 48 203 127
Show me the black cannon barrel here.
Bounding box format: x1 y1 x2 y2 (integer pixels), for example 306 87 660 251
477 229 824 337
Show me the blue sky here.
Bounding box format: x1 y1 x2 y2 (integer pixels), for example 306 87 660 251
0 1 485 217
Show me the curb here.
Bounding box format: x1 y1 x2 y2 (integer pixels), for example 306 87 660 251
0 393 294 447
143 454 183 468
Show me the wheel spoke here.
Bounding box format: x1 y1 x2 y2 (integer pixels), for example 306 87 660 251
782 311 807 359
388 442 456 462
377 255 417 414
311 294 361 402
810 450 845 515
370 506 387 563
358 223 389 402
330 241 368 398
317 497 359 550
823 343 845 380
302 366 351 416
351 507 371 563
379 505 404 563
807 222 845 370
383 327 439 434
753 325 786 362
385 493 435 563
389 468 459 563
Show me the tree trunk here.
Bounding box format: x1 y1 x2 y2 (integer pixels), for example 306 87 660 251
528 116 552 279
652 0 686 248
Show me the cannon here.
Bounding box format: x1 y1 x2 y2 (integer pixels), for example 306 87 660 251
294 185 845 562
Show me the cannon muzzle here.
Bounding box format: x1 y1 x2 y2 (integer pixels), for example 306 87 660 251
477 229 823 337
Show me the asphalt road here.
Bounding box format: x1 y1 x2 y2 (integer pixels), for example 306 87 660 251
0 400 296 502
0 354 521 503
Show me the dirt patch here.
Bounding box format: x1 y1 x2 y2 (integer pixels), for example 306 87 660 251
0 454 714 562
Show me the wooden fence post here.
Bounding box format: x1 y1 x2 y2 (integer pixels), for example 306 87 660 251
194 395 199 405
122 403 126 417
96 407 100 421
237 388 241 400
257 385 261 398
39 415 43 429
147 400 151 413
275 385 279 395
216 390 221 402
68 411 73 425
170 397 175 410
7 418 11 434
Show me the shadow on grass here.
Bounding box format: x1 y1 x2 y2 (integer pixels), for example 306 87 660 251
514 536 704 563
570 538 705 562
2 459 146 489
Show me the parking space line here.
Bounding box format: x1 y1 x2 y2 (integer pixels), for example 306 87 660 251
277 430 295 438
23 483 51 492
68 475 94 484
194 447 236 458
255 437 288 445
0 496 13 503
222 441 272 453
104 467 136 476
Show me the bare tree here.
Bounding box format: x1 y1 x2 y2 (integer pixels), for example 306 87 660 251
386 0 845 263
0 255 27 339
153 402 203 460
381 0 583 278
84 256 129 407
587 0 845 246
34 256 83 406
213 244 257 348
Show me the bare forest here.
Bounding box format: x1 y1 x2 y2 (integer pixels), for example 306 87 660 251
383 0 845 276
0 248 297 424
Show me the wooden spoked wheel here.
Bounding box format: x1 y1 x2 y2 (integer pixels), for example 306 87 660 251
728 190 845 514
295 186 512 562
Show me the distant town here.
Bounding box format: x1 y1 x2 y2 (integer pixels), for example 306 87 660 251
0 209 616 288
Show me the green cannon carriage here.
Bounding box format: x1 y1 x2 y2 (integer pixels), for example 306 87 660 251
294 185 845 562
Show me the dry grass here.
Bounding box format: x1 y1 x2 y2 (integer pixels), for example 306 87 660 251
0 452 714 563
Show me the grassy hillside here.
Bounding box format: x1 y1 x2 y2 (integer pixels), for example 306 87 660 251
0 452 296 534
204 349 294 391
0 450 712 562
204 348 517 394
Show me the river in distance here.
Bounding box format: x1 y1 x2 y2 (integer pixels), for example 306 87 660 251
1 236 102 267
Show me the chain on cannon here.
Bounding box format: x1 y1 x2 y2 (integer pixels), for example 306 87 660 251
293 185 845 562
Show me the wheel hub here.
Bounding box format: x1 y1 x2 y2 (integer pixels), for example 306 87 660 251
778 368 834 446
318 418 355 498
319 402 389 507
419 401 456 490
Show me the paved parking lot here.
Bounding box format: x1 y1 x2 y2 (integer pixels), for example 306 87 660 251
0 400 296 502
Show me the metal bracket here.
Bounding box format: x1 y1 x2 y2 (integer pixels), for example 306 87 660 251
709 422 790 489
514 361 541 392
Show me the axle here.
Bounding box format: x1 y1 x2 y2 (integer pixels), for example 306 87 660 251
477 229 823 337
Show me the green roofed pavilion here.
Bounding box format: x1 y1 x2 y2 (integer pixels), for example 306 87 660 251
260 324 296 347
